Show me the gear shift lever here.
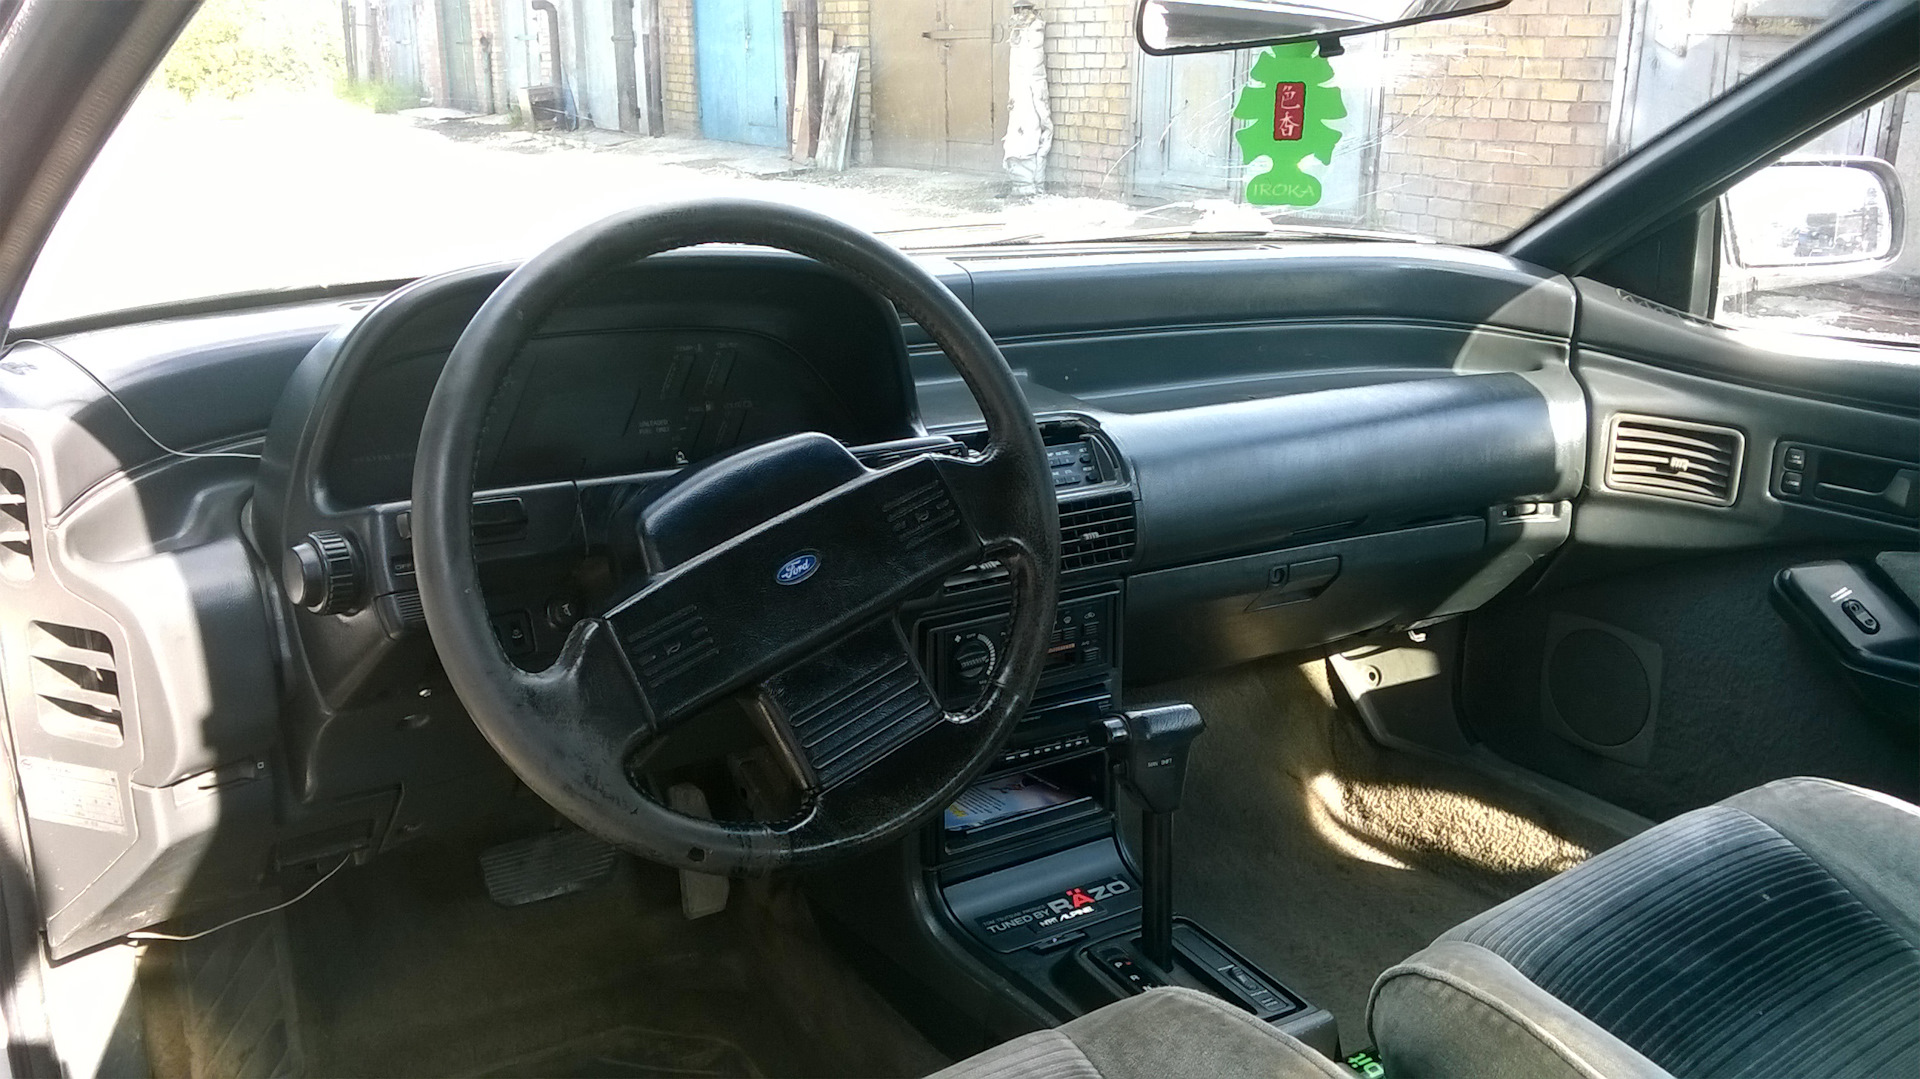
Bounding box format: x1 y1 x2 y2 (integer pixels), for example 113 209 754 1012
1103 703 1205 970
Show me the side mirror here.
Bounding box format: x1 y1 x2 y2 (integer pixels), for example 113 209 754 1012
1721 157 1905 295
1136 0 1509 56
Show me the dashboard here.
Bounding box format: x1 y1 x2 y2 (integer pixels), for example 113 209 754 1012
0 241 1593 957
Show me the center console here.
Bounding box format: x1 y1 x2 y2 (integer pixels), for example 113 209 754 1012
803 419 1335 1057
807 570 1337 1057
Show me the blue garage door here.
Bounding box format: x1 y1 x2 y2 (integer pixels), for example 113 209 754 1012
695 0 787 147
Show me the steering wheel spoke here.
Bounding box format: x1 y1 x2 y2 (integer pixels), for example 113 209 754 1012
500 617 657 804
754 620 950 794
934 449 1037 551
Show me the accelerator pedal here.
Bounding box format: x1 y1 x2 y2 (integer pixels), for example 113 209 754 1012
480 829 617 907
669 782 729 919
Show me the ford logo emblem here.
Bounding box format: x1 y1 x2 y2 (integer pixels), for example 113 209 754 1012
776 552 820 586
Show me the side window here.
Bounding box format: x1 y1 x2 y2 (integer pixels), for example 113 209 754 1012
1716 81 1919 347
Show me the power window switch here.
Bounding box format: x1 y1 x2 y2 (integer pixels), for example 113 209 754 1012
1780 471 1805 495
1223 964 1263 993
1841 598 1880 634
1783 446 1807 471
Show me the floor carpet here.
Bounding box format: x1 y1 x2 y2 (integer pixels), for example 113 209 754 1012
140 833 947 1079
1133 657 1630 1048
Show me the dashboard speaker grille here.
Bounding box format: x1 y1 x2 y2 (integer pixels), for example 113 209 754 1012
29 622 124 745
1059 492 1137 571
1605 415 1743 507
0 468 30 581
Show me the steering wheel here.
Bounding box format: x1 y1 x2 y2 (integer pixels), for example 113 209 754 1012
412 200 1059 874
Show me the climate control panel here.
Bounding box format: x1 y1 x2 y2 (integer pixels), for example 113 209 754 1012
924 591 1117 710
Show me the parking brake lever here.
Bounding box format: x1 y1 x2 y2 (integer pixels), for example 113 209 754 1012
1103 703 1205 970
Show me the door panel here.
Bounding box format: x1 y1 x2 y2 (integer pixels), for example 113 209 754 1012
938 1 1008 173
872 0 1009 172
872 0 946 168
1133 52 1247 199
696 0 786 147
439 0 481 113
1461 283 1919 821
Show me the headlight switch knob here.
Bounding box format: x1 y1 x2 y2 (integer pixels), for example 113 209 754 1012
283 529 363 615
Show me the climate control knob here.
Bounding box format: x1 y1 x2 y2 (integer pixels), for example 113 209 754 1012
953 632 998 685
283 530 363 615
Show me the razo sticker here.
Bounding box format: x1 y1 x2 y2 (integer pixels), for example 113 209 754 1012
1233 43 1347 207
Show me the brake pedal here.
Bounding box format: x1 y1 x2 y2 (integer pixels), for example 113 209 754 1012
479 829 617 907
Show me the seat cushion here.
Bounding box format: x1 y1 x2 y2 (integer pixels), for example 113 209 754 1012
929 987 1347 1079
1370 777 1920 1079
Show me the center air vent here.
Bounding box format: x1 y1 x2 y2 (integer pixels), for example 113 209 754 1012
1605 415 1744 507
29 622 124 746
1059 492 1137 571
0 468 30 581
946 490 1139 593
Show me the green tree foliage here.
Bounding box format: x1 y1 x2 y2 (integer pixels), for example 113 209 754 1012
159 0 343 101
1232 43 1347 207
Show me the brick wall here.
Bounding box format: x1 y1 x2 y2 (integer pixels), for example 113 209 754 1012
661 0 699 135
818 0 873 165
1039 0 1136 197
1370 0 1623 243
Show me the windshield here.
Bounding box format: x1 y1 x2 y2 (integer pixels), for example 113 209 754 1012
14 0 1869 326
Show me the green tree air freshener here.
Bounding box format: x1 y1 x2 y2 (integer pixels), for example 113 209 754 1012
1233 42 1347 207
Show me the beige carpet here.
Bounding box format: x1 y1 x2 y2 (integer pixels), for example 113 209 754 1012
1131 657 1628 1047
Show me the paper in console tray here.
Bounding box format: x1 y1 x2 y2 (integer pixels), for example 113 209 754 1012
944 772 1086 831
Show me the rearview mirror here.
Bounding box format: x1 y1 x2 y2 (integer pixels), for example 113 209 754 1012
1722 157 1905 293
1136 0 1510 55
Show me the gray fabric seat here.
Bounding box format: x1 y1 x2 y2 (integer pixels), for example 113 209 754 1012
928 986 1348 1079
1369 776 1920 1079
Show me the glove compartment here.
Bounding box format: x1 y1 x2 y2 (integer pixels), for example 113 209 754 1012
1124 518 1497 681
1106 371 1576 571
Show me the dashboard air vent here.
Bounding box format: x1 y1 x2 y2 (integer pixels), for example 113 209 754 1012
944 491 1139 592
1060 492 1137 571
0 468 29 580
29 622 124 745
1606 415 1744 506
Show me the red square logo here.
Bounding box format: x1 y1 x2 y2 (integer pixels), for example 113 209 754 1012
1274 82 1306 141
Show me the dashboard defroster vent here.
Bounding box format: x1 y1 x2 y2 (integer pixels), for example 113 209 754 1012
0 468 29 581
1059 492 1137 571
1605 415 1743 507
28 622 124 745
